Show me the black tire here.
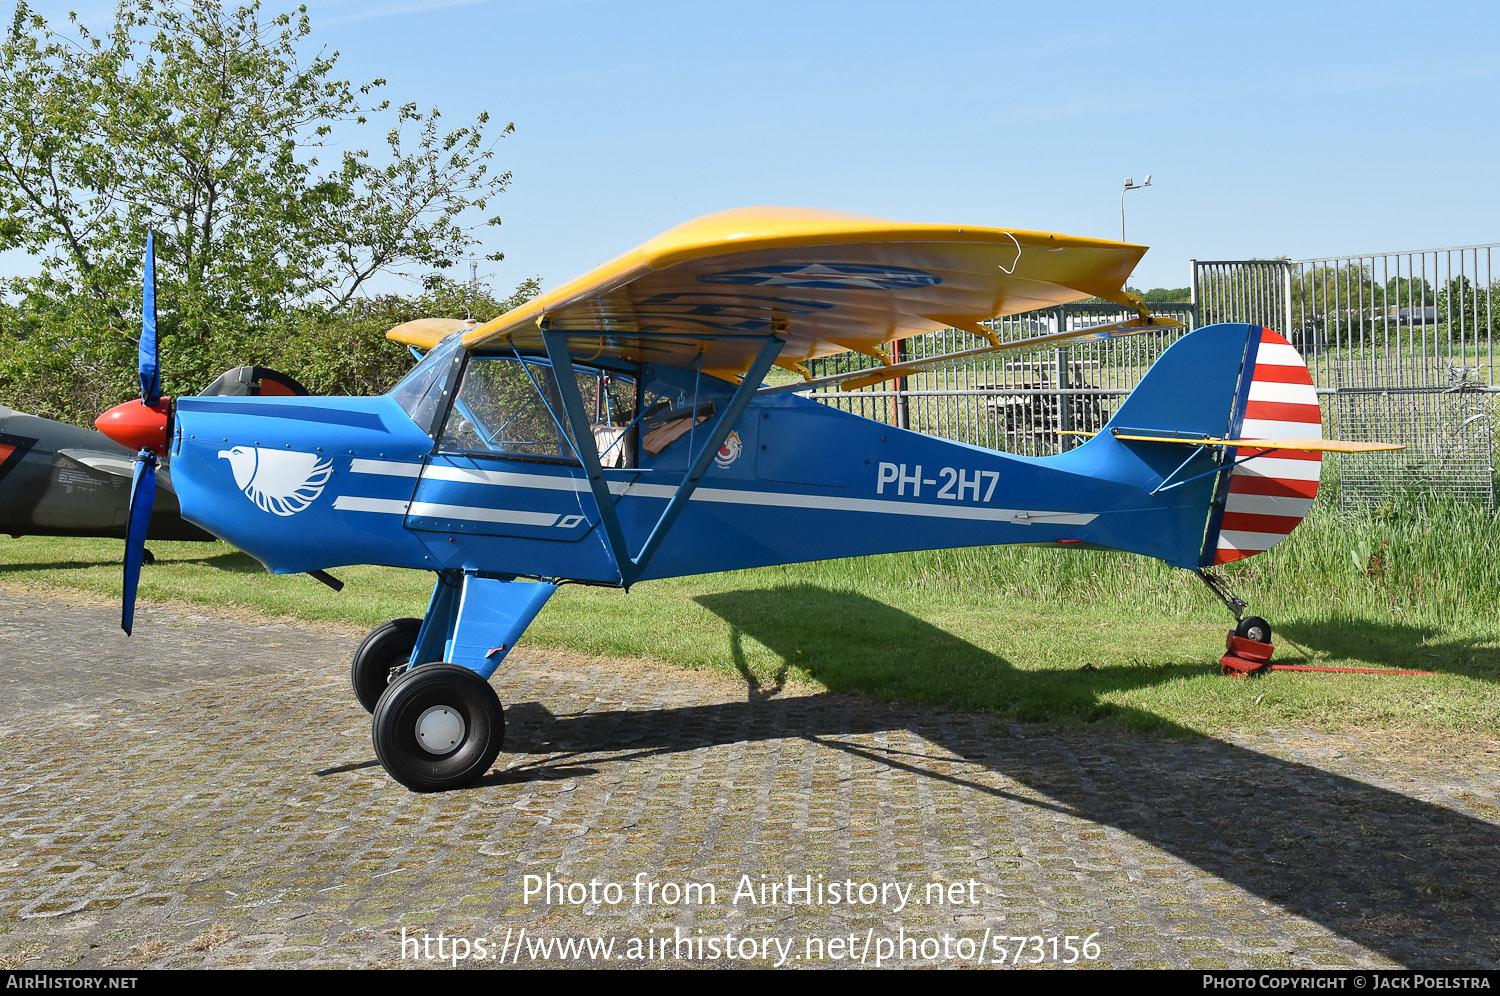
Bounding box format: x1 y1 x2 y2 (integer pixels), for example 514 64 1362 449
1235 616 1272 644
351 618 422 714
372 664 504 792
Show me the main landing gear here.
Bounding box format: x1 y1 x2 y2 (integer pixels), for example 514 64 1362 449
353 613 508 791
355 573 559 791
1194 569 1276 675
354 614 509 792
372 664 505 793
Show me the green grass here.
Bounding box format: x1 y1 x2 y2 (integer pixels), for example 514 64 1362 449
3 496 1498 744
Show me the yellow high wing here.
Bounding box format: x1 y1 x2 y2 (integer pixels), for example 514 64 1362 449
455 207 1162 379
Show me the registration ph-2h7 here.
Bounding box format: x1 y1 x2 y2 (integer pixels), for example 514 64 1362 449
876 462 1000 501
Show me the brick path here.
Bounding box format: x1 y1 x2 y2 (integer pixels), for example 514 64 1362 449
0 590 1496 969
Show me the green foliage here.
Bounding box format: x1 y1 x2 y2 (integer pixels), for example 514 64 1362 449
863 495 1500 633
1084 286 1190 306
0 274 540 421
0 0 521 420
269 275 539 398
1436 275 1498 336
0 293 135 421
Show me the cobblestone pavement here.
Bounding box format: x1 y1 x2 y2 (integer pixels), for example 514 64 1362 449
0 589 1496 970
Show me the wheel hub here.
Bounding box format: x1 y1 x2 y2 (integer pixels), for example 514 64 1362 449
414 705 466 755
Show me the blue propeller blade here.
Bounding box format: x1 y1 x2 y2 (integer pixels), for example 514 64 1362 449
121 450 158 635
139 232 160 406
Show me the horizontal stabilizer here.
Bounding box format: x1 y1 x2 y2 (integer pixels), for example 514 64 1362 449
56 447 136 479
385 317 477 351
56 447 176 491
1109 431 1403 454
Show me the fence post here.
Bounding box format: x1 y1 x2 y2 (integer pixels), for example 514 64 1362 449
1055 344 1072 451
1190 259 1200 324
890 337 909 430
1282 262 1294 340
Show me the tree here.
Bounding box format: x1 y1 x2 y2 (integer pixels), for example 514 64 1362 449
275 275 542 398
1385 275 1434 309
1288 262 1377 345
1437 274 1498 340
0 0 516 399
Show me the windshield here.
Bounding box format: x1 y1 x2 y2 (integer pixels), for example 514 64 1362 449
389 332 467 437
436 354 639 465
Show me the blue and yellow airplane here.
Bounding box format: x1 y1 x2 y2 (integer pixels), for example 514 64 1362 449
96 209 1397 791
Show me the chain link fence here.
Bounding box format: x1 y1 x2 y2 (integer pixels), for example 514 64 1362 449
1193 248 1497 509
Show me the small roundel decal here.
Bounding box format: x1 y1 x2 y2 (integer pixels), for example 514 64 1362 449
714 430 743 468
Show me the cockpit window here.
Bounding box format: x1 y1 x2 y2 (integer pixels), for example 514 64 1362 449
389 332 467 437
437 354 638 465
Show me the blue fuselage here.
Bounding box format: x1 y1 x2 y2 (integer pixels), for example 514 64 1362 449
168 374 1223 583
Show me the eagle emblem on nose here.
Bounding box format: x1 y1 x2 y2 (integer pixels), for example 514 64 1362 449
218 446 334 516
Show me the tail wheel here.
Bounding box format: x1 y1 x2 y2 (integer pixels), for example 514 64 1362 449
1235 616 1272 644
351 618 422 713
373 664 504 792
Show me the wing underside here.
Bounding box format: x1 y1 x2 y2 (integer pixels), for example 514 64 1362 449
457 208 1151 377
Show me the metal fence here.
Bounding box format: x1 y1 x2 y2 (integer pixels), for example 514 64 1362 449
807 302 1195 458
804 242 1500 508
1194 247 1498 508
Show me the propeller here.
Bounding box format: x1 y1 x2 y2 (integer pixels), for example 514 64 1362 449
96 233 171 634
120 446 158 635
139 230 160 407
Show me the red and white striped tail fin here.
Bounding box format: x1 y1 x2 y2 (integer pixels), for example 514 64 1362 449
1211 329 1323 565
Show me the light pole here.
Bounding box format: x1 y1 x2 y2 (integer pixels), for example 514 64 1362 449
1121 174 1152 241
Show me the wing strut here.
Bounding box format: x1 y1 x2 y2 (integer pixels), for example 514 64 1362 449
542 325 785 586
542 325 634 582
757 315 1180 395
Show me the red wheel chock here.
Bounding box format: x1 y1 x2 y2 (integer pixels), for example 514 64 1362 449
1218 631 1439 678
1220 632 1275 676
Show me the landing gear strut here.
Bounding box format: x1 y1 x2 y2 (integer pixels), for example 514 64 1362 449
1194 568 1249 624
1194 569 1275 675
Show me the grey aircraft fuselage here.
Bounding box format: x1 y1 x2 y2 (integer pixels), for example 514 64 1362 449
0 404 211 541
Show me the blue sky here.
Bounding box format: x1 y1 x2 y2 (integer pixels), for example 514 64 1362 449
19 0 1500 299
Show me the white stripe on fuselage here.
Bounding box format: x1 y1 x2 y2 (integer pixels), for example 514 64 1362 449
331 495 411 514
342 459 1097 526
330 494 563 527
351 458 646 495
